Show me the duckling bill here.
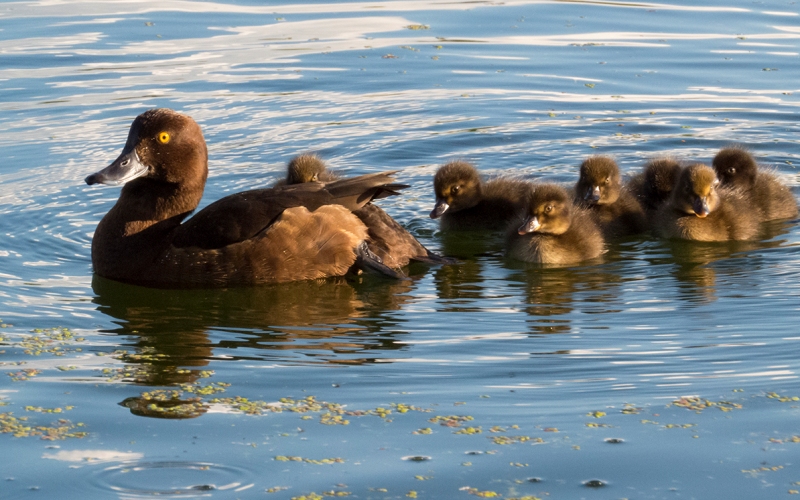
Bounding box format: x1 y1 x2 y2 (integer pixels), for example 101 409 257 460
85 108 409 288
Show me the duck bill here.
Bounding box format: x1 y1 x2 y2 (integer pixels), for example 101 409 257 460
692 197 710 218
584 186 601 204
518 216 541 235
430 198 449 219
85 147 148 186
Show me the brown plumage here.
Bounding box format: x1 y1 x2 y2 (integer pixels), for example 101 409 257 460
628 157 682 213
507 183 605 264
574 156 647 238
430 160 529 231
653 163 760 241
274 153 340 187
279 153 454 267
85 108 408 288
712 146 798 221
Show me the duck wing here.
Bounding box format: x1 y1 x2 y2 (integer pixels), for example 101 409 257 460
170 171 408 250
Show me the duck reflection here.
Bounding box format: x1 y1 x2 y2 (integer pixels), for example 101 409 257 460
507 264 622 335
92 275 416 417
652 219 792 305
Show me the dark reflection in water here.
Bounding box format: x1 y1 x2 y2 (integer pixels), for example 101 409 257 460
508 263 623 335
651 220 792 305
91 274 419 377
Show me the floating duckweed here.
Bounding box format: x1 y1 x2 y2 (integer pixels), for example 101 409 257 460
455 426 482 435
0 412 87 440
671 397 742 412
266 486 289 493
585 422 612 428
461 486 501 497
413 427 432 435
7 368 41 381
507 496 542 500
664 423 696 429
414 475 432 481
429 415 474 427
766 392 800 403
24 406 73 413
587 411 606 418
490 435 543 445
405 24 429 30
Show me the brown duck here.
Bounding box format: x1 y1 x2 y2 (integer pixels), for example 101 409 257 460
430 160 528 231
279 154 454 268
85 108 410 288
628 157 682 213
712 146 798 221
653 163 760 241
507 183 605 264
574 156 647 238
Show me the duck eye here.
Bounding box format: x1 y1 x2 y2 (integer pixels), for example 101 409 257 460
158 132 170 144
604 177 610 185
451 185 460 195
311 173 318 182
727 167 735 175
544 205 553 213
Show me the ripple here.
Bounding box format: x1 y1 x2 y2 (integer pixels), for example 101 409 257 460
91 461 253 497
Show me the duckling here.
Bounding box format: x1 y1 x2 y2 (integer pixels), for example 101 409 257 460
430 160 528 231
653 163 760 241
280 153 454 267
274 153 339 187
574 156 647 238
85 108 410 288
712 146 798 221
628 157 682 213
507 183 605 264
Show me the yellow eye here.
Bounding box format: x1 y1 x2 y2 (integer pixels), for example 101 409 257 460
158 132 170 144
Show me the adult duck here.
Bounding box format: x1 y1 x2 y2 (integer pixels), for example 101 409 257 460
85 108 407 288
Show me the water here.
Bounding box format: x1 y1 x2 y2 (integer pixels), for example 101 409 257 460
2 0 800 498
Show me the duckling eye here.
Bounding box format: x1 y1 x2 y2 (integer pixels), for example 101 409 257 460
311 173 318 182
544 205 553 214
157 132 170 144
451 185 460 195
726 167 735 175
604 177 610 185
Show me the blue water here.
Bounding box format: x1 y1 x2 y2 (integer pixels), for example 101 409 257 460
2 0 800 498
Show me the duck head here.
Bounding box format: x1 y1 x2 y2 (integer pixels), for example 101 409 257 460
518 184 573 235
712 146 758 190
430 160 482 218
85 108 208 191
575 156 621 205
673 163 720 218
642 157 681 207
286 153 329 184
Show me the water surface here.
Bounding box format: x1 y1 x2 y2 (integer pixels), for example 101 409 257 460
2 0 800 498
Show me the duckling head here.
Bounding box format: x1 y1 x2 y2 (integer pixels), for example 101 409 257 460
642 158 681 206
712 146 757 190
430 161 482 218
674 163 720 218
518 184 573 235
575 156 621 205
286 153 328 184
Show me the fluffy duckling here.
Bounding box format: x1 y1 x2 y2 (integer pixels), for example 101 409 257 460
85 108 409 288
280 153 454 268
628 157 682 212
274 153 339 186
712 146 798 221
507 183 605 264
430 160 528 231
653 163 760 241
574 156 647 238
